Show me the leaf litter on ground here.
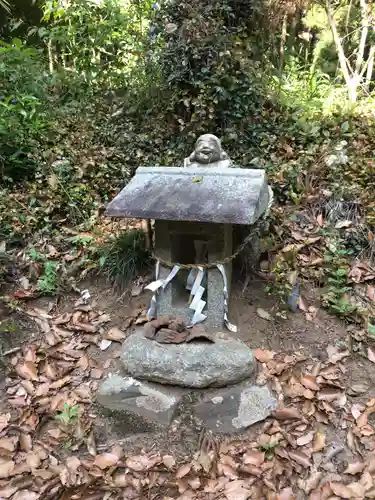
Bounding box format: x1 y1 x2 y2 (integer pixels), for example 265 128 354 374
3 293 375 499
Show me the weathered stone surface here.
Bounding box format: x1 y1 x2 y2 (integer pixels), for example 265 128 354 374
120 330 255 388
155 220 232 330
193 383 277 433
97 374 183 429
106 166 270 225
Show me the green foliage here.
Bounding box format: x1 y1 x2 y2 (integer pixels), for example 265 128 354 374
368 321 375 339
98 229 150 286
266 246 298 312
323 240 356 317
41 0 153 89
29 248 60 295
0 40 49 181
153 0 271 135
55 403 79 425
37 261 59 295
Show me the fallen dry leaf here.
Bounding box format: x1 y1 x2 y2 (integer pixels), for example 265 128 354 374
99 339 112 351
316 214 324 227
278 488 295 500
301 375 319 391
90 368 103 379
0 414 10 432
162 455 176 469
351 403 365 420
348 383 369 396
289 450 312 468
94 453 118 469
326 345 350 364
317 387 343 402
274 407 301 420
0 458 14 478
0 436 18 453
367 285 375 302
344 461 365 474
19 433 32 452
86 431 96 456
298 296 309 312
176 463 192 479
112 472 130 487
94 445 122 469
242 450 264 466
53 312 72 325
298 471 323 494
104 326 126 341
126 454 161 471
224 480 251 500
360 470 373 490
368 347 375 364
256 308 272 321
11 491 39 500
15 360 38 381
26 451 41 468
220 464 238 479
297 431 314 446
253 349 275 363
312 428 326 452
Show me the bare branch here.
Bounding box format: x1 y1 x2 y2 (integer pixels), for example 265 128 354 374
364 43 375 91
355 0 370 74
325 0 352 86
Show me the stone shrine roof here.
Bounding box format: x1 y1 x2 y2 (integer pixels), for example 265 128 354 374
106 166 269 225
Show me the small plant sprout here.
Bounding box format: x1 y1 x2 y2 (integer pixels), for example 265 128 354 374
55 403 79 425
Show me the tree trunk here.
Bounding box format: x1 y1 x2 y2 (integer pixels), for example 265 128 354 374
365 43 375 92
325 0 352 86
47 39 53 73
325 0 370 103
279 13 288 75
355 0 369 80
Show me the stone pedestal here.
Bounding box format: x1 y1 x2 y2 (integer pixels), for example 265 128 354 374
97 329 277 434
120 329 253 388
98 375 276 434
98 375 185 432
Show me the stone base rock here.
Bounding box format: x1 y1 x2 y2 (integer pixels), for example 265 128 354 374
98 373 276 435
192 382 277 433
120 329 256 388
97 374 184 431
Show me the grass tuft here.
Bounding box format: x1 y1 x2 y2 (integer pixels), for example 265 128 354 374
99 229 151 286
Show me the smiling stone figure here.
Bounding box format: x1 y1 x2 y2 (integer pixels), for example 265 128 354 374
183 134 233 168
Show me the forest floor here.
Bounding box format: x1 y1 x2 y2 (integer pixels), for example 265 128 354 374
1 267 375 499
0 97 375 499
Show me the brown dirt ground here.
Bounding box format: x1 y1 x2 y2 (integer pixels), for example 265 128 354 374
2 273 375 473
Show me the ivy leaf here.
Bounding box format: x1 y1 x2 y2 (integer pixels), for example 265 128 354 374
341 121 349 133
368 323 375 339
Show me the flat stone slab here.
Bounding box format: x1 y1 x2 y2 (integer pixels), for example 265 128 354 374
106 166 270 225
97 374 183 430
193 383 277 433
120 330 256 388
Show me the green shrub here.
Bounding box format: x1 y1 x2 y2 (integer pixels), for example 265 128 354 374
0 40 49 182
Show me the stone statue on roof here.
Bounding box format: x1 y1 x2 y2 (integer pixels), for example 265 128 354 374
183 134 233 168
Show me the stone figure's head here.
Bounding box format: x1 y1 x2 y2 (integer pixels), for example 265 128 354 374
192 134 224 164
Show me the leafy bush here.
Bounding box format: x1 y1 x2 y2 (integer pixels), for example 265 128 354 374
0 40 50 182
153 0 271 136
41 0 153 90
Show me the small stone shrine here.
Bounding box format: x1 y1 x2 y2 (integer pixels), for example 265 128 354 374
106 134 272 330
98 135 276 434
